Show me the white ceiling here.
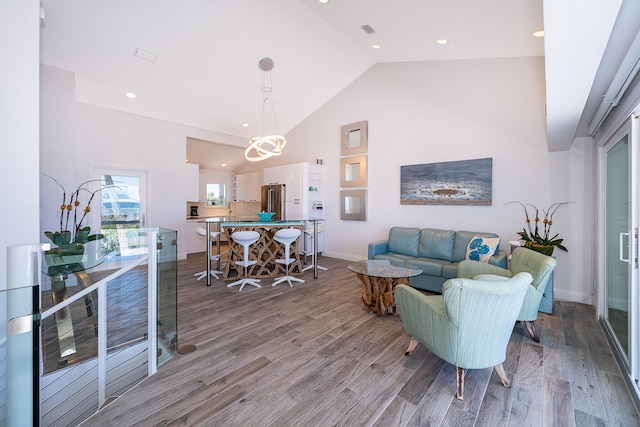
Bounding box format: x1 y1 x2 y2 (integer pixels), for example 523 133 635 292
39 0 622 169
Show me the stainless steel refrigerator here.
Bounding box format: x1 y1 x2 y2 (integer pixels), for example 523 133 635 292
261 184 286 220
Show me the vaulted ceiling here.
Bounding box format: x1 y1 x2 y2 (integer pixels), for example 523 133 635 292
39 0 629 168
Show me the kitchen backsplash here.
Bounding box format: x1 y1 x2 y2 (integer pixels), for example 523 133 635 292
186 201 229 218
229 201 261 218
186 201 263 219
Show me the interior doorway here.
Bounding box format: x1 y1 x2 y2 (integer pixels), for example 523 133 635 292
92 168 147 259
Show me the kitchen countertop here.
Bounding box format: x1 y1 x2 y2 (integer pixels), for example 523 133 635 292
186 216 226 221
220 220 305 227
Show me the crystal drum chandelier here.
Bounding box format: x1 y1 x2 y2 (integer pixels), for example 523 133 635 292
245 57 286 162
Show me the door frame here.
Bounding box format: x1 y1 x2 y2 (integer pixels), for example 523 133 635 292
597 114 640 381
90 166 149 256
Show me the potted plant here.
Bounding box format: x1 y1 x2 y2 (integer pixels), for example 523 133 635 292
506 201 572 256
43 174 117 266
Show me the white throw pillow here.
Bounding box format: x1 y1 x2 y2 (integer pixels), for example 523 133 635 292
465 236 500 263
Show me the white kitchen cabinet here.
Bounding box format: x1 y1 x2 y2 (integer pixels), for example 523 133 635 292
263 162 323 216
185 163 200 202
262 165 281 186
306 163 324 220
235 171 262 201
185 220 206 254
263 163 305 202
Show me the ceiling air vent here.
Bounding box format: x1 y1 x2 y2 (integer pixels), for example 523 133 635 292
360 25 376 34
134 48 157 63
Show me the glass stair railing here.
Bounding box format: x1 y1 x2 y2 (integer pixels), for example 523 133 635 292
1 227 177 427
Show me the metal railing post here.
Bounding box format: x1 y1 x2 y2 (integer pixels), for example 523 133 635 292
97 267 107 405
148 230 158 376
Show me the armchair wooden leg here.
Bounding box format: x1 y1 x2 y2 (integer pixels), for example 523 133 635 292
524 321 540 343
456 367 464 400
405 337 419 356
493 363 510 388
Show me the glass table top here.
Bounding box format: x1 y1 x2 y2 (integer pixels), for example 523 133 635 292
347 260 422 278
42 241 107 276
200 216 325 223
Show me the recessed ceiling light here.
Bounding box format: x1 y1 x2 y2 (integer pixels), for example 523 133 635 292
436 39 448 45
318 0 329 4
125 92 136 98
242 123 249 128
371 44 381 49
533 30 544 38
221 163 227 167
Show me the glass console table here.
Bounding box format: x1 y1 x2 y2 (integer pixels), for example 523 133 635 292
42 242 106 358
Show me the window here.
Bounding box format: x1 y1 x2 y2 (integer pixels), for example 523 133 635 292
206 183 227 206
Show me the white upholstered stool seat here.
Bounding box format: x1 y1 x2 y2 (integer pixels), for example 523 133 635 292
273 228 304 288
227 230 261 291
193 227 225 281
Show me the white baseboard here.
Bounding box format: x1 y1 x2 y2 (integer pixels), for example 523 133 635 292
321 250 363 262
554 288 595 306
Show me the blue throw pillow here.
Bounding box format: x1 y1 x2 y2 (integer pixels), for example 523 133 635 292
465 236 500 263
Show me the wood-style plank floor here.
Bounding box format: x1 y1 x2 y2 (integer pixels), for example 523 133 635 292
84 254 640 426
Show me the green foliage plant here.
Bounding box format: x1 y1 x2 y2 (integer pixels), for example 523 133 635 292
505 201 573 253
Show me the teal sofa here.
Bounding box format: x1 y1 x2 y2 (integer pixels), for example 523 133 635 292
368 227 507 293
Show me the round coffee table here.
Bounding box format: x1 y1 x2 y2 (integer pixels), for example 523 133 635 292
348 260 422 315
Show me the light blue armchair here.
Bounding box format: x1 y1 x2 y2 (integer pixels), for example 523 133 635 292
395 272 532 400
457 246 557 342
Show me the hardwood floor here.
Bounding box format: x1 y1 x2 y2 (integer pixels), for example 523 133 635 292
85 254 640 426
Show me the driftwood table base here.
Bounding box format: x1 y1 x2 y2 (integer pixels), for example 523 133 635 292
347 260 422 316
357 274 410 316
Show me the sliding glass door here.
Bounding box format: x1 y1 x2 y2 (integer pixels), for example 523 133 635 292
604 128 631 357
601 117 639 380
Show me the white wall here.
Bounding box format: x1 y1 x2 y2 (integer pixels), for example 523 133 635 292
40 65 77 237
40 65 248 260
0 0 40 291
75 103 186 240
39 57 594 303
549 137 596 304
278 56 592 303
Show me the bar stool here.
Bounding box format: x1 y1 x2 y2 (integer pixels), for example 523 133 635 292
273 228 305 288
302 224 328 272
227 230 261 291
193 227 225 280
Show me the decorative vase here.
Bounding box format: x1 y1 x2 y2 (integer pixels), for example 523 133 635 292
524 242 554 256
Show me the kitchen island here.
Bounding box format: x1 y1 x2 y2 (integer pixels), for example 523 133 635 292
201 217 325 285
221 221 305 281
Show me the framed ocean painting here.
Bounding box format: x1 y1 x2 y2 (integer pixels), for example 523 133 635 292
400 158 492 205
